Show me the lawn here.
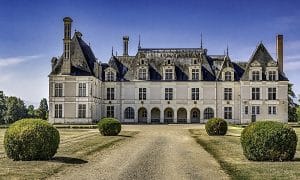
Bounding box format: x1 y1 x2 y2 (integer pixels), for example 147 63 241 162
190 126 300 180
0 128 137 179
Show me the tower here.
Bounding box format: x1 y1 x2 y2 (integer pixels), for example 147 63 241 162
62 17 73 74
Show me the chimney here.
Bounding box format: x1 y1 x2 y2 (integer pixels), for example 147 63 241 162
276 34 283 73
123 36 129 56
62 17 73 75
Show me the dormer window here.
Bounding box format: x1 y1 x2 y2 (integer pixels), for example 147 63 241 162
268 71 276 81
194 60 197 65
165 69 173 80
224 71 232 81
138 68 147 80
252 71 260 81
106 71 115 81
141 60 144 65
192 69 200 80
167 60 171 65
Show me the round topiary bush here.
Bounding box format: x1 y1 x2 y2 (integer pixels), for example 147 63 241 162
241 121 298 161
97 118 121 136
205 118 228 136
4 119 60 161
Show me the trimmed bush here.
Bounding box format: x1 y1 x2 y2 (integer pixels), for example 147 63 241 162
205 118 228 136
97 118 121 136
4 119 60 161
241 121 298 161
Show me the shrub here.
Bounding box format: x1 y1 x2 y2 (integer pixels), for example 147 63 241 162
241 121 298 161
97 118 121 136
205 118 228 136
4 119 60 161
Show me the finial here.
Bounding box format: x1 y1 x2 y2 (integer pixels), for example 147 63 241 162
226 45 229 56
200 33 203 49
116 51 118 56
138 34 141 49
111 46 114 56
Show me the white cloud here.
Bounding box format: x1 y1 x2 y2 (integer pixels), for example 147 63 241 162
0 55 41 67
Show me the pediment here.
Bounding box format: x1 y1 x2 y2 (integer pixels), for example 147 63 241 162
267 61 277 67
250 60 261 67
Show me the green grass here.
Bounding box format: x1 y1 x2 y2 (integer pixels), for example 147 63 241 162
190 126 300 180
0 128 138 179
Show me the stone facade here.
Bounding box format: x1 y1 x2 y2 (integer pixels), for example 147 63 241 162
48 17 289 124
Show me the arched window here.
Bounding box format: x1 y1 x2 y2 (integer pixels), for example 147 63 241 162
204 108 214 119
124 107 134 119
138 68 147 80
252 71 260 81
224 71 232 81
106 71 114 81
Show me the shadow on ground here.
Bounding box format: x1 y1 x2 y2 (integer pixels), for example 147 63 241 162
51 156 88 164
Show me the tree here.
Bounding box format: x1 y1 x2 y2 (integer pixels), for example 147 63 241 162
37 98 48 120
27 105 35 118
0 91 6 124
4 96 27 124
288 83 298 122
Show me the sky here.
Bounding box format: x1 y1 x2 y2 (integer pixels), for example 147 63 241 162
0 0 300 106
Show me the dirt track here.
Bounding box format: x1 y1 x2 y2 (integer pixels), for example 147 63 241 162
49 125 229 180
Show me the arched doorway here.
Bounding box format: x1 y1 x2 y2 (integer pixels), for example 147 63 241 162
190 108 200 123
151 108 160 123
164 108 174 123
138 107 147 123
177 108 187 123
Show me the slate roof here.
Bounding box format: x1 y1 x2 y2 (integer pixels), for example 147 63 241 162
50 32 288 82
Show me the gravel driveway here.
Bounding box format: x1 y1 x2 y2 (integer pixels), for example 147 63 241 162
49 125 229 180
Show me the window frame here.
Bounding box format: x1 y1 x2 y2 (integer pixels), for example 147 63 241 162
191 88 200 100
138 68 147 80
78 104 86 118
224 88 232 100
165 88 173 100
192 69 200 80
107 106 114 118
54 104 63 118
139 88 147 100
204 108 214 119
106 88 115 100
252 71 260 81
224 107 232 119
268 87 276 100
78 83 87 97
124 107 135 119
224 71 232 81
251 88 260 100
165 69 173 80
54 83 63 97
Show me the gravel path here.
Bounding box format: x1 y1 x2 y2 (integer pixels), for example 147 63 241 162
49 125 229 180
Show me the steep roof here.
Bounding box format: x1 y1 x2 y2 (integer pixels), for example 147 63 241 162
50 32 97 76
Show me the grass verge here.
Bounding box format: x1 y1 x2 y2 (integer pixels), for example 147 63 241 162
190 126 300 180
0 128 138 179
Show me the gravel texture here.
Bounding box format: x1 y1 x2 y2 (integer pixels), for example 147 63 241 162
49 124 229 180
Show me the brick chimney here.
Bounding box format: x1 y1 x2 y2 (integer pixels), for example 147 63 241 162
123 36 129 56
62 17 73 75
276 34 283 73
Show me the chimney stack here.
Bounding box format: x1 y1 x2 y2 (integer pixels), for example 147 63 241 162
62 17 73 74
123 36 129 56
276 34 283 73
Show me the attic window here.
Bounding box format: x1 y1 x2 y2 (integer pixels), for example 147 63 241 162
268 71 276 81
167 60 171 64
252 71 260 81
194 60 197 64
106 71 114 81
141 60 144 65
225 71 232 81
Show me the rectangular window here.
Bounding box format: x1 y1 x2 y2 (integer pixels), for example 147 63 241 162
54 83 63 97
138 69 147 80
107 88 115 100
245 106 248 115
78 104 86 118
252 88 260 100
192 88 199 100
224 88 232 100
252 106 260 115
107 71 114 81
252 71 260 81
54 104 62 118
224 107 232 119
165 69 173 80
268 88 276 100
269 71 276 81
268 106 277 115
107 106 114 118
191 88 199 100
192 69 200 80
139 88 147 100
78 83 86 97
165 88 173 100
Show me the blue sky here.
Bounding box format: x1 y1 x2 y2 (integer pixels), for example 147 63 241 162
0 0 300 106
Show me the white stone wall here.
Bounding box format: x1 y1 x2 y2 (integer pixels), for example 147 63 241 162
49 75 288 124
